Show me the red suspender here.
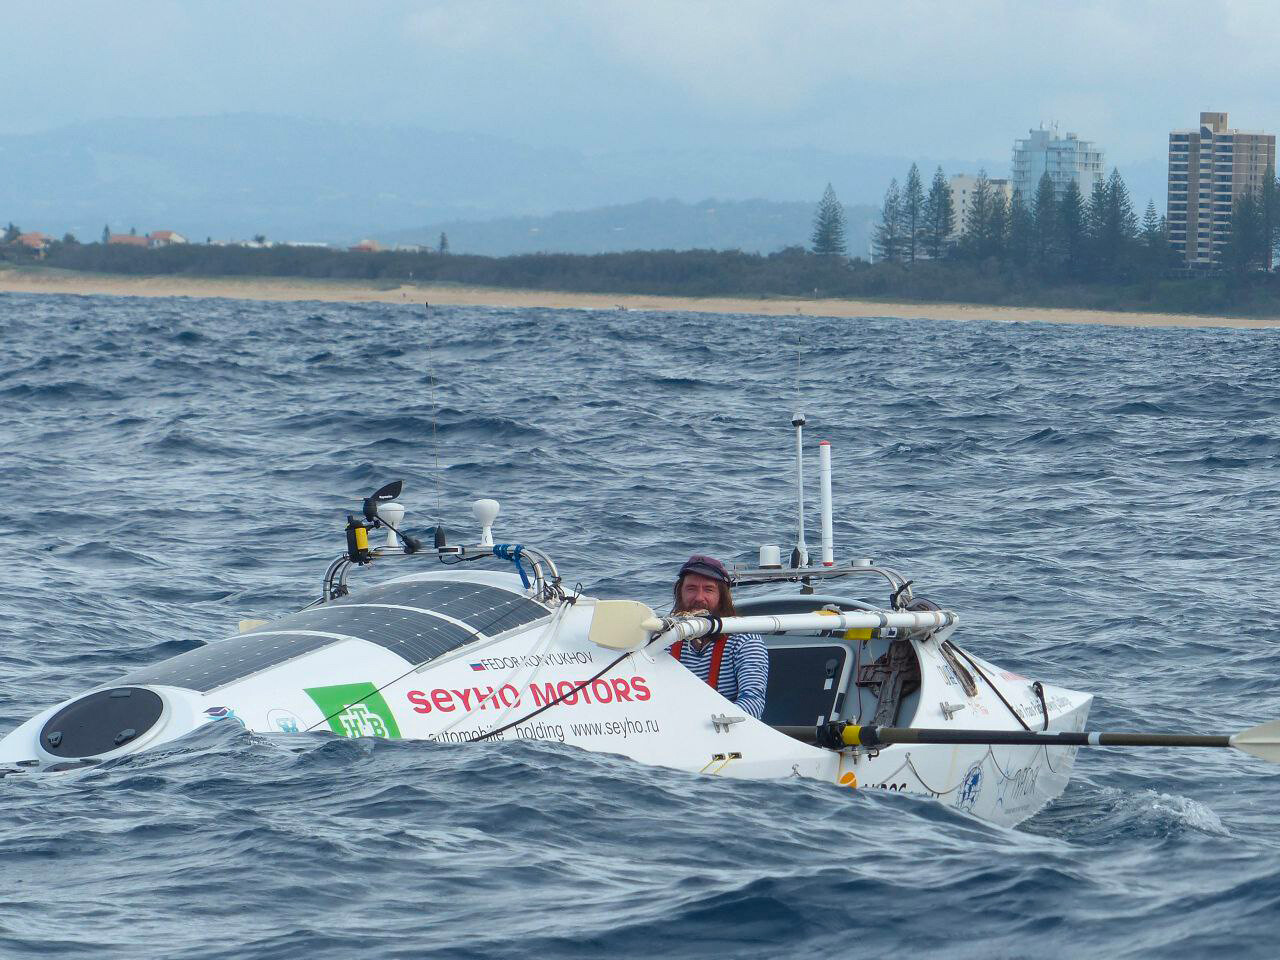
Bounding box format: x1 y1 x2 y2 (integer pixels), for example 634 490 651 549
671 637 728 691
707 637 728 689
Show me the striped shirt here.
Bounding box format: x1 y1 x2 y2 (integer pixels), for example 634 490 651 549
667 633 769 719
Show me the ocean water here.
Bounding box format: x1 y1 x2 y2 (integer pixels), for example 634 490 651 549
1 294 1278 959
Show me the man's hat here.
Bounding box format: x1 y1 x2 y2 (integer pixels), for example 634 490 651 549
678 554 730 584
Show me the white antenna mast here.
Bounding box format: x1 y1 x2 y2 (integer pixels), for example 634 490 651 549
424 301 442 522
792 411 808 567
792 327 809 567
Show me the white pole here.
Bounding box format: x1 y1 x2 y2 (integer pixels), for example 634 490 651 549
792 412 808 567
818 440 834 566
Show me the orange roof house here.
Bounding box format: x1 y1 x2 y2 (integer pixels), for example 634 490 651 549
16 232 50 251
108 234 149 247
149 230 187 247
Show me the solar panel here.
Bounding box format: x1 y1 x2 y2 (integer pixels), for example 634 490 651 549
115 632 337 693
242 605 474 664
114 580 550 695
330 579 548 632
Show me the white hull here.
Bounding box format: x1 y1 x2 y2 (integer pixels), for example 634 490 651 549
0 570 1089 826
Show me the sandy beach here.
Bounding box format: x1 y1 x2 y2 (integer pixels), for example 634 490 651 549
1 265 1276 329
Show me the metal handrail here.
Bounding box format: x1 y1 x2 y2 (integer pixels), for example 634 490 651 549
729 561 914 606
321 541 561 605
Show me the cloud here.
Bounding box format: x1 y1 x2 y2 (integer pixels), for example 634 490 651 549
4 0 1280 166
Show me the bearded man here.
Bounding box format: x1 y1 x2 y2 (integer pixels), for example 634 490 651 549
668 554 769 719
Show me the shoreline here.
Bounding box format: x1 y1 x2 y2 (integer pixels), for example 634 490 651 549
1 265 1277 329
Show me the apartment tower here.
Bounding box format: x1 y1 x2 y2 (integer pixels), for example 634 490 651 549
1168 112 1275 267
1011 126 1105 202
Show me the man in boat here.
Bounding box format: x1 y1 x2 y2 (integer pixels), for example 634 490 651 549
669 554 769 719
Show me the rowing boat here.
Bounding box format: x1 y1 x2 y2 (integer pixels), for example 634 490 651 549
4 419 1272 826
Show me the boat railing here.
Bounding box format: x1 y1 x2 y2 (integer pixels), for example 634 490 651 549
730 561 915 608
322 540 563 605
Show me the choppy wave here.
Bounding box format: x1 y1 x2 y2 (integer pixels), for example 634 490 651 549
1 293 1279 958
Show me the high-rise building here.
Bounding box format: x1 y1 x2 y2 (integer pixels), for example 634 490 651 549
1167 112 1275 267
1011 126 1105 202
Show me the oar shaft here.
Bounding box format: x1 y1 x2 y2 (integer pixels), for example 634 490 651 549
842 725 1233 750
652 608 956 645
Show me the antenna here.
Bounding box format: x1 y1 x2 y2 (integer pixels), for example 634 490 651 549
792 412 808 567
818 440 834 566
424 301 442 522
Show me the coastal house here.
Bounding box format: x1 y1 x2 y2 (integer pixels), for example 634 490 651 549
149 230 187 247
108 234 149 248
15 232 51 255
349 240 381 253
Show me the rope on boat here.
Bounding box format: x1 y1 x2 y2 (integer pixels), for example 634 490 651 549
947 642 1032 732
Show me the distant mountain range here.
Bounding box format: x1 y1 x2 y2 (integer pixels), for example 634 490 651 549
386 198 879 256
0 114 1166 252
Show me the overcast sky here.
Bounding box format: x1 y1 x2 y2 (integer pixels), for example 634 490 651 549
6 1 1278 167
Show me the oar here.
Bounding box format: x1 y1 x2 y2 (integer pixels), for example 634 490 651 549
807 720 1280 763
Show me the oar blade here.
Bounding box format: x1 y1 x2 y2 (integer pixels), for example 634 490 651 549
1229 720 1280 764
587 599 657 651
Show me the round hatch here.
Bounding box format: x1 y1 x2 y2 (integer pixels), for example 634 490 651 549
39 687 165 759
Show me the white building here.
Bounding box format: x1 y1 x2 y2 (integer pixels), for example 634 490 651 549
1011 126 1104 202
948 174 1012 241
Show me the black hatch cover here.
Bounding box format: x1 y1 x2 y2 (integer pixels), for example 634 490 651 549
40 687 164 758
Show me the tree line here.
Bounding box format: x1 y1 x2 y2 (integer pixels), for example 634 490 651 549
861 162 1280 280
7 179 1280 316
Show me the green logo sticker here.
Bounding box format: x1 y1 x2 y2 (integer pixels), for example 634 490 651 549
304 682 402 740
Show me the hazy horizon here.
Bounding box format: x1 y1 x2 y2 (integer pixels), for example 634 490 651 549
8 3 1276 160
2 3 1274 247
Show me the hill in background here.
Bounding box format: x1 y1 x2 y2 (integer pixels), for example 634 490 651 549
388 198 877 256
0 114 1163 252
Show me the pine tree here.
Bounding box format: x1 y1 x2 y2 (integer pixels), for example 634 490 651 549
985 189 1009 260
810 183 848 256
101 224 111 244
2 222 19 243
922 166 954 259
872 179 902 262
961 171 996 259
1030 172 1057 275
901 164 925 263
438 232 449 254
1058 181 1086 278
1007 189 1032 267
1140 200 1164 275
1084 177 1110 279
1100 169 1138 280
1225 189 1265 272
1141 200 1161 245
1262 164 1278 270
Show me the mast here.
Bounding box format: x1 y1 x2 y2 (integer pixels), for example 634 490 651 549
792 412 808 567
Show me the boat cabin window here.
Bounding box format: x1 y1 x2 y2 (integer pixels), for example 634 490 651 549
736 594 879 728
760 644 849 727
